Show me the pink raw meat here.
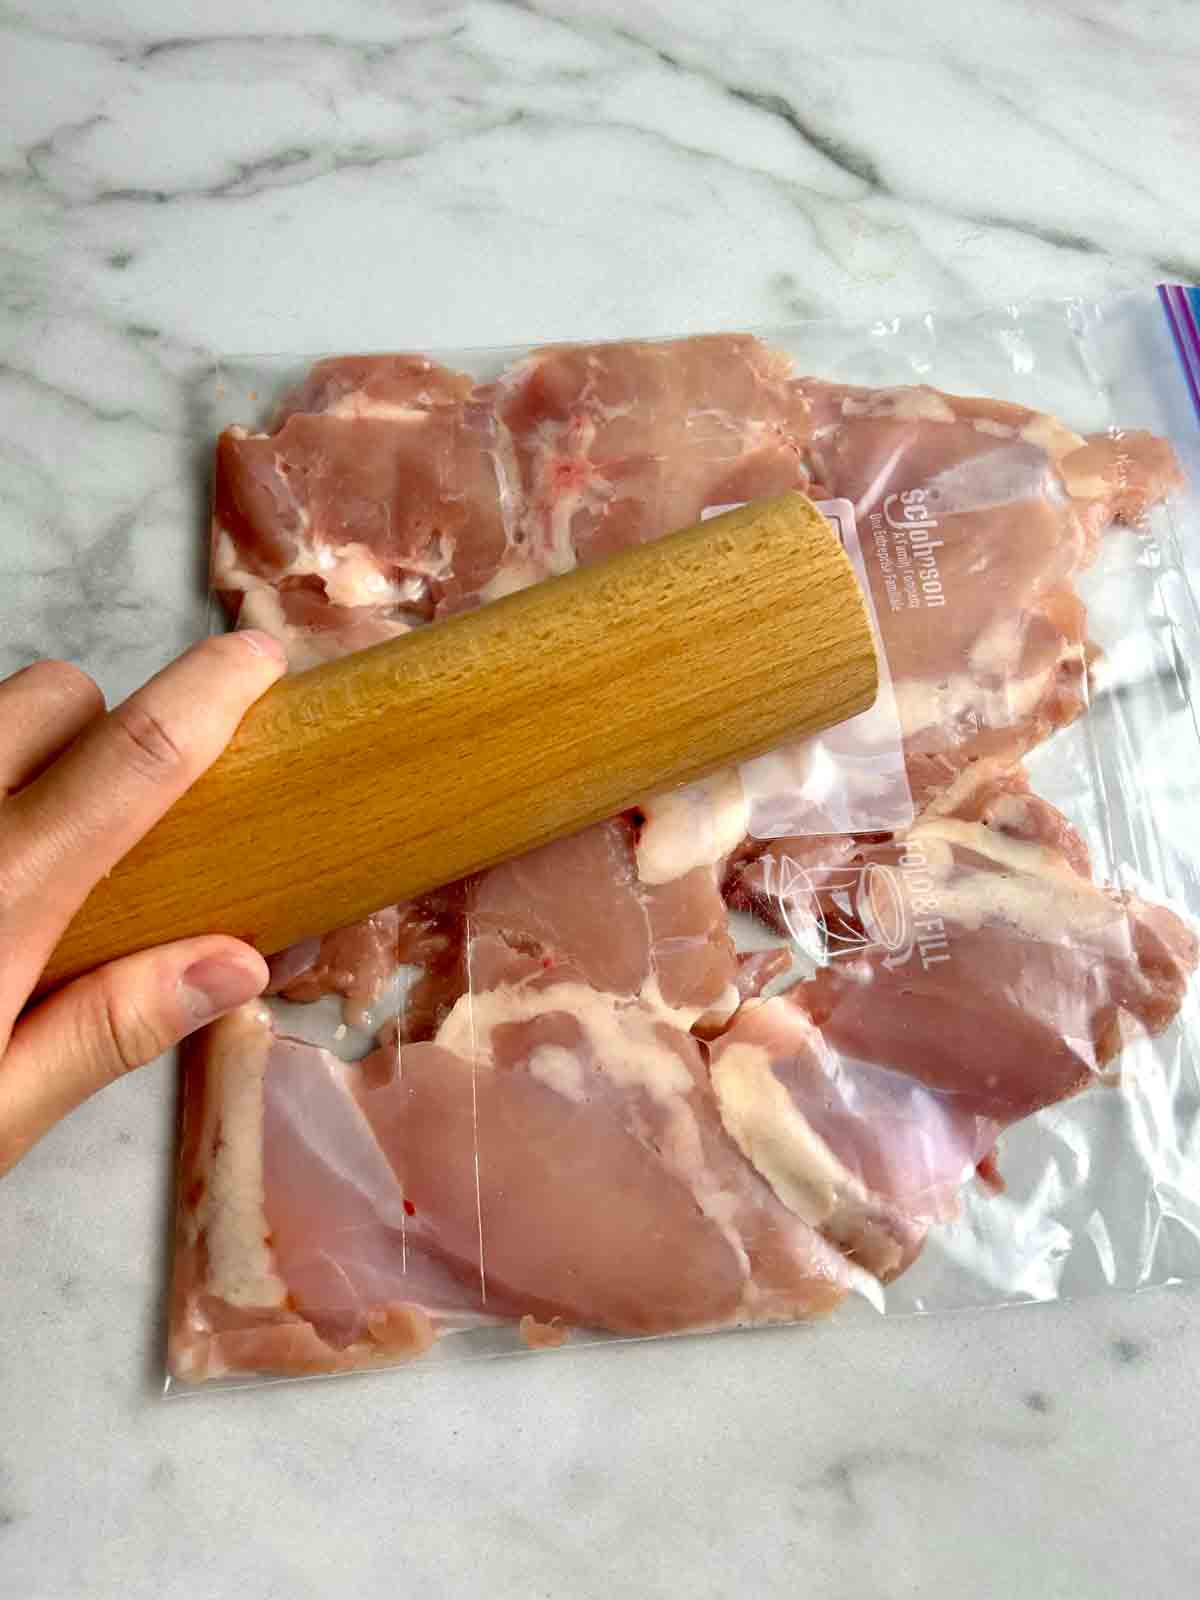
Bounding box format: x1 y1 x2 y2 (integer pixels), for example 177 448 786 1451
169 991 853 1380
268 907 403 1027
211 353 511 664
172 338 1195 1381
713 762 1196 1278
352 975 853 1335
708 997 993 1279
492 333 811 579
754 766 1198 1122
269 816 741 1038
170 1004 457 1383
792 380 1182 806
212 334 811 1030
469 816 739 1022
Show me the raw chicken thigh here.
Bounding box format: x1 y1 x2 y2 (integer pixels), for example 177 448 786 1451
169 336 1194 1381
792 380 1181 806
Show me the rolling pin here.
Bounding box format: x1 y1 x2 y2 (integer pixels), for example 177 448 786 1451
42 493 877 990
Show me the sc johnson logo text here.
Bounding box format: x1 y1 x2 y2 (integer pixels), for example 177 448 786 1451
882 489 946 608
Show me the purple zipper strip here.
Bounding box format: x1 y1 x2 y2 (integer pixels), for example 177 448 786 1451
1158 282 1200 424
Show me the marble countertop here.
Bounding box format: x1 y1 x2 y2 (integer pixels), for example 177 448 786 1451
3 3 1199 1596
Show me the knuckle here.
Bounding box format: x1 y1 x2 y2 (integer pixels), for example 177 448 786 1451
200 633 250 670
109 699 187 781
0 837 40 913
10 658 103 711
91 976 170 1082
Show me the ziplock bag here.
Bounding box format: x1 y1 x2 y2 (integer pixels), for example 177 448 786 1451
165 285 1200 1388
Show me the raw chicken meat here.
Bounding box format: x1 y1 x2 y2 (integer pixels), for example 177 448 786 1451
266 816 743 1044
170 336 1195 1382
791 380 1182 806
212 335 813 668
267 897 472 1042
791 769 1198 1121
170 1003 473 1381
266 907 402 1025
213 333 815 1032
212 353 509 666
733 759 1195 1112
469 817 740 1024
173 756 1196 1378
625 381 1180 861
715 761 1198 1276
493 333 810 576
170 989 854 1383
709 998 983 1280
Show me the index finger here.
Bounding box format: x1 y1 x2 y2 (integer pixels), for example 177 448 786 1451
0 630 286 1004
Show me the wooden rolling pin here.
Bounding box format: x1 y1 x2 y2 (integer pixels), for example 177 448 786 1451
42 493 876 990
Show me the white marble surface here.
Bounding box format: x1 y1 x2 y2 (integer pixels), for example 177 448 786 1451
2 2 1200 1595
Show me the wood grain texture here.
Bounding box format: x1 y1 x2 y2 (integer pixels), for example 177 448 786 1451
42 493 877 989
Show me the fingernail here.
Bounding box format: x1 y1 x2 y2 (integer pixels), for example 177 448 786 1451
238 628 288 665
180 956 266 1023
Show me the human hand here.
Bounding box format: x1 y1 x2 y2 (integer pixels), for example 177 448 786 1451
0 632 287 1176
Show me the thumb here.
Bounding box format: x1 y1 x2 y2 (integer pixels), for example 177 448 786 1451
0 937 267 1175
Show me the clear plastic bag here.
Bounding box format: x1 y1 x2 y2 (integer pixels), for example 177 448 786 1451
165 286 1200 1390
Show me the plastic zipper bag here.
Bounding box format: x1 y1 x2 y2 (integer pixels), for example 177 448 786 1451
165 286 1200 1388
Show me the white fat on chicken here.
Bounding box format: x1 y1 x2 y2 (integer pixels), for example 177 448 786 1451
320 397 431 423
638 972 741 1034
1020 413 1087 464
523 412 610 576
841 388 957 424
636 769 750 885
967 614 1033 680
190 1004 288 1311
213 527 426 610
526 1044 588 1103
436 981 694 1105
890 652 1081 742
916 756 1029 818
904 816 1130 943
710 1038 863 1230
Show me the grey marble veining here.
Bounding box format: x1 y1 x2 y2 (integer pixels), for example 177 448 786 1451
2 2 1200 1596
